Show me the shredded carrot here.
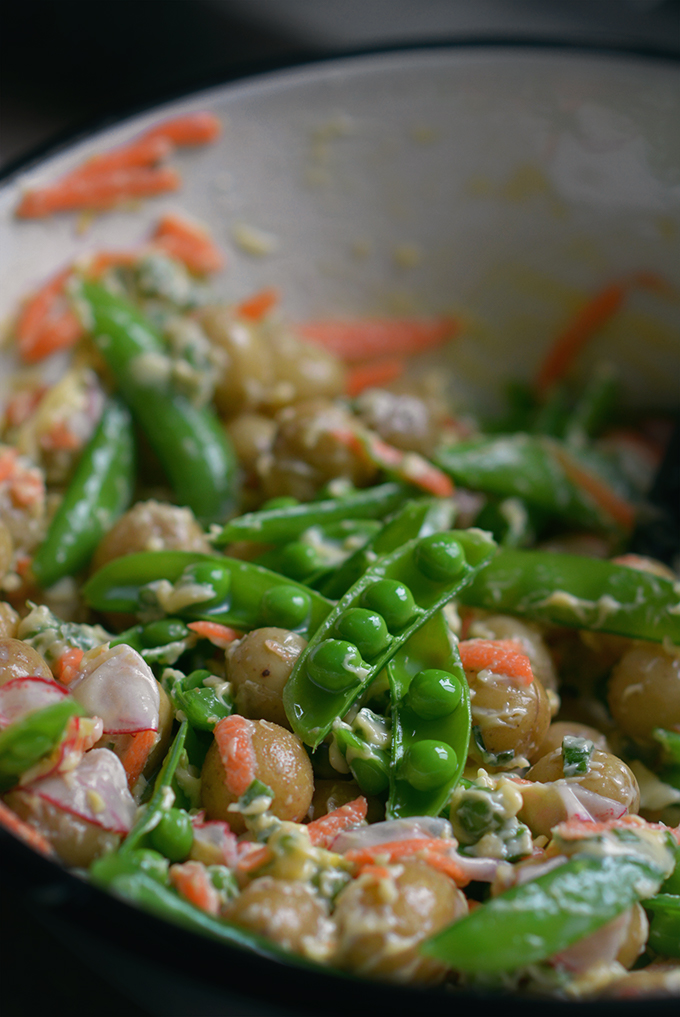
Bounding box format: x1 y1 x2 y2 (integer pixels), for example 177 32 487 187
169 861 221 915
345 357 406 397
68 134 173 181
41 420 81 452
535 272 673 395
84 250 141 278
235 286 281 322
296 317 459 363
236 843 274 874
151 212 225 274
54 647 84 686
419 849 470 884
3 386 48 429
345 836 470 885
14 554 33 579
16 165 181 219
119 729 158 791
0 448 18 484
459 638 534 684
187 621 240 648
357 864 393 881
550 442 636 531
330 425 454 498
214 715 257 797
15 268 84 363
0 799 54 857
143 111 222 147
306 796 368 848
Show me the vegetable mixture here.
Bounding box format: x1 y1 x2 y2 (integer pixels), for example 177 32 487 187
1 112 679 1002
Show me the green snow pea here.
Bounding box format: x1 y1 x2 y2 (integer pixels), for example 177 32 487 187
318 496 456 600
83 550 333 639
645 895 680 957
435 433 630 532
110 617 192 665
164 668 234 731
80 281 238 525
213 482 407 546
0 699 86 792
421 853 669 973
254 519 381 585
460 548 680 644
386 610 470 818
120 720 188 855
283 528 496 749
31 398 135 589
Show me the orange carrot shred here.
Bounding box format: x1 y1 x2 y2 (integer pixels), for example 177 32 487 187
236 286 281 322
84 250 141 278
296 317 458 363
419 849 471 885
187 621 240 648
459 638 534 684
151 212 225 274
345 836 469 884
169 861 221 915
15 268 84 363
306 796 368 848
550 442 636 531
68 134 173 181
143 111 222 147
0 799 54 857
535 272 673 395
236 843 274 874
214 715 256 797
330 426 454 498
345 357 406 397
54 647 84 686
120 729 158 791
16 165 181 218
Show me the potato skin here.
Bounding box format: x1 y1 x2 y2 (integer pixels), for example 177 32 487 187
201 718 314 834
466 666 551 768
226 627 306 729
526 746 640 813
0 637 53 686
608 644 680 744
226 877 334 960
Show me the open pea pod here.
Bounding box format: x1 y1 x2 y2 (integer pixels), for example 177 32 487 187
421 852 669 974
0 700 86 793
212 482 408 546
460 548 680 644
318 496 456 600
283 528 496 749
386 610 470 819
83 550 333 639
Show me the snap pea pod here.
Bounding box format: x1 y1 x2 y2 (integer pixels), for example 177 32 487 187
460 548 680 644
83 550 333 639
283 528 496 749
645 895 680 957
163 668 234 731
386 610 470 819
421 853 669 973
80 281 238 525
31 398 135 589
212 482 408 546
318 497 456 600
435 433 631 532
254 519 382 585
0 700 86 792
120 719 188 855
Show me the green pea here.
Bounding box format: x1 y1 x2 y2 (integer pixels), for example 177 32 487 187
307 639 367 693
141 618 190 649
336 608 390 660
350 756 390 796
261 496 300 510
407 668 463 720
415 533 466 583
362 579 417 631
149 807 194 862
181 562 231 607
401 740 458 791
280 542 322 581
260 585 312 630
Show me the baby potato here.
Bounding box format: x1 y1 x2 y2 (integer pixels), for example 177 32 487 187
91 499 211 572
333 859 468 983
201 718 314 834
468 614 558 694
5 790 121 867
608 643 680 745
465 666 551 768
0 637 53 686
226 627 306 729
526 746 640 813
226 877 335 961
529 720 610 764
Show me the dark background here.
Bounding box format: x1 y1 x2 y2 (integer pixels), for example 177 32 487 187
1 3 679 1015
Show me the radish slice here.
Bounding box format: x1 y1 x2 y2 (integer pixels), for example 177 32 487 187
0 676 69 728
26 747 136 833
70 643 160 734
332 816 453 854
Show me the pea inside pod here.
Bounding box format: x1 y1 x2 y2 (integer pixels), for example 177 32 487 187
283 528 495 749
